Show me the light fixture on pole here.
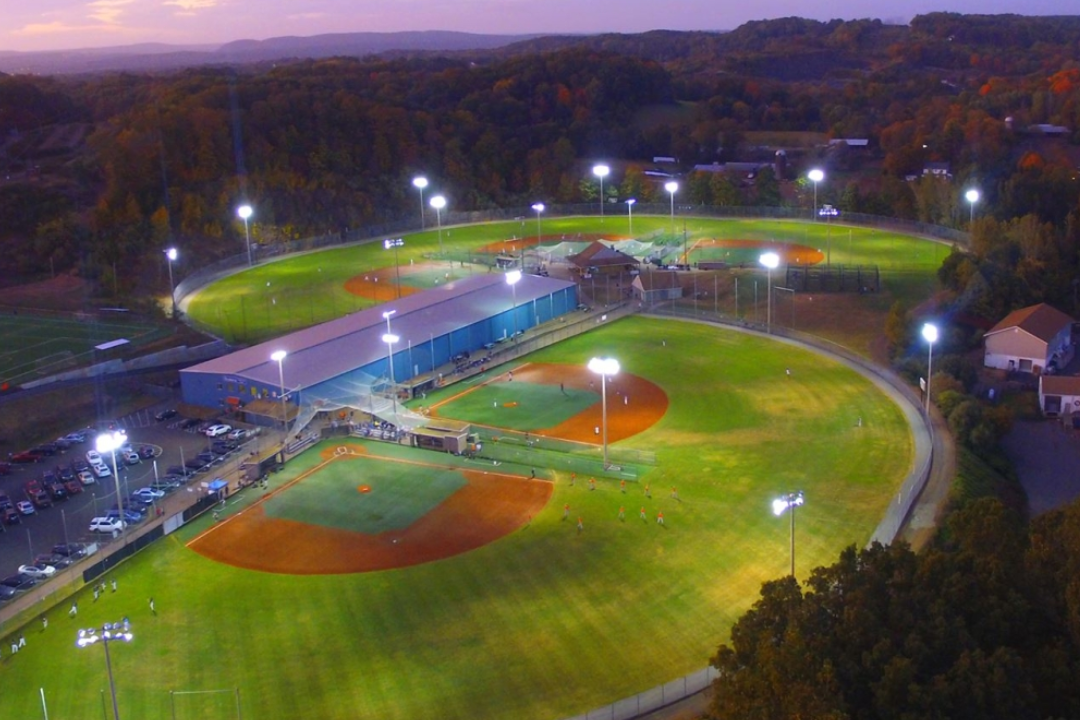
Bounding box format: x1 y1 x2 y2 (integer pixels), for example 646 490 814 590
164 247 177 318
271 350 287 431
95 430 127 540
772 491 805 578
77 619 134 720
412 176 428 229
587 357 620 469
626 198 636 235
592 164 610 218
807 169 824 220
505 269 522 338
237 204 253 266
430 195 447 261
531 203 544 243
922 322 938 415
759 252 780 334
965 188 980 226
665 181 678 236
382 310 398 414
384 238 404 299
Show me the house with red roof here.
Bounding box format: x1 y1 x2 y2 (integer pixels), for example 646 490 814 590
983 303 1074 374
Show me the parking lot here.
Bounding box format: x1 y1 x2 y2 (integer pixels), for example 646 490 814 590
0 401 269 601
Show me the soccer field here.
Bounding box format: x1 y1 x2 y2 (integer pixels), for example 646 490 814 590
1 315 915 720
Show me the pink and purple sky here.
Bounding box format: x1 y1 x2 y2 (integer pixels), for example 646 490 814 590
4 0 1077 53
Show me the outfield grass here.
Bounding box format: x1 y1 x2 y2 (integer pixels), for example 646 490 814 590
0 315 914 719
184 215 950 343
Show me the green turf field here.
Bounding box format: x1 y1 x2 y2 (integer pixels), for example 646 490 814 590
184 215 951 343
0 315 915 720
434 380 596 431
0 312 167 385
264 454 467 533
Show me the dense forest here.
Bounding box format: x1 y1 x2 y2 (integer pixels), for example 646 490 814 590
3 12 1080 315
709 497 1080 720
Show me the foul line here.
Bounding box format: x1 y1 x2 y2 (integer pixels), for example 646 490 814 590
186 443 540 546
427 361 533 412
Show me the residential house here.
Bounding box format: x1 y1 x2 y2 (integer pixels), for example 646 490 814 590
983 303 1074 374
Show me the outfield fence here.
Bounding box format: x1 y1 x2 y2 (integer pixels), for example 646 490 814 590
565 667 721 720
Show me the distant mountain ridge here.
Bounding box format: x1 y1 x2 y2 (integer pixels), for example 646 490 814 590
0 31 542 75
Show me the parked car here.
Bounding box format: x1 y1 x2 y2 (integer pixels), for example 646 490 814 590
57 465 76 482
106 507 144 524
204 424 232 438
44 478 67 502
71 458 89 472
85 450 103 465
184 458 207 471
16 500 36 515
52 543 88 558
0 573 37 591
53 437 73 449
123 450 140 465
196 451 216 464
32 442 59 456
210 441 233 456
18 563 56 579
0 585 18 603
138 444 156 459
166 465 191 477
180 418 201 430
127 494 154 509
227 428 248 441
35 553 72 569
155 408 178 421
91 462 112 479
10 450 43 463
149 480 182 493
63 432 87 444
77 470 96 486
1 506 19 525
64 479 83 496
0 492 11 509
133 487 165 500
89 517 125 534
25 480 51 508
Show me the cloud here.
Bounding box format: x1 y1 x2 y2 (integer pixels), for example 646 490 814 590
164 0 219 10
87 0 136 25
12 20 129 38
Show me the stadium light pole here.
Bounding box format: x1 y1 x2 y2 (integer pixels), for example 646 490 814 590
772 491 805 578
271 350 287 432
588 357 620 469
965 188 980 226
77 619 133 720
760 252 780 334
384 238 404 299
164 247 177 318
922 322 938 415
412 176 428 229
506 269 522 338
592 164 609 219
237 204 253 266
382 310 398 415
626 198 636 236
531 203 544 243
430 195 447 262
664 181 678 237
95 430 127 541
808 169 824 220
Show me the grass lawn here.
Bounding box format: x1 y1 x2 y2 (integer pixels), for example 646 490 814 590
0 315 913 720
184 215 949 343
0 312 167 386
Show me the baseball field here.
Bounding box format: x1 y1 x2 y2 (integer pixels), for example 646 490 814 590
183 215 950 344
2 312 915 720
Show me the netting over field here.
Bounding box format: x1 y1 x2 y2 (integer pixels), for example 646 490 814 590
292 370 427 435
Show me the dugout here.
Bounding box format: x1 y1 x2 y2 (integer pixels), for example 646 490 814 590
412 419 472 454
